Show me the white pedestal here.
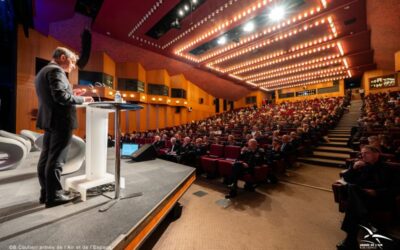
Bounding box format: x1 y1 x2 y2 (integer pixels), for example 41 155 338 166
65 106 123 201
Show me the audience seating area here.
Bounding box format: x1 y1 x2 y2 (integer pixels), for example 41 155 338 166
332 91 400 229
119 95 350 190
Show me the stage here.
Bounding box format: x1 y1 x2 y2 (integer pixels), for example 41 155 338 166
0 150 195 249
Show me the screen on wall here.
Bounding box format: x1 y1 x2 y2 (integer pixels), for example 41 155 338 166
369 74 397 89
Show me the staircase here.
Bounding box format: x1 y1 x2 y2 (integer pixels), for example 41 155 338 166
297 100 362 168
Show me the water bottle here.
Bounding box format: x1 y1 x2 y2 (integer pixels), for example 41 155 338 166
114 91 122 103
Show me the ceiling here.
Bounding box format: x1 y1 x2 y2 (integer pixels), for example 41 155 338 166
32 0 400 97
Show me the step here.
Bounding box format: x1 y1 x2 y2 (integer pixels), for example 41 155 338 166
327 134 351 138
330 129 351 132
297 157 346 168
312 151 350 160
316 146 353 153
328 137 349 142
322 142 348 147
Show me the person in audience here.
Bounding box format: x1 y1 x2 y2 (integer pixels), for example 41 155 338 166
152 135 165 151
224 134 239 146
179 137 194 164
337 145 400 250
165 137 181 162
35 47 93 207
226 139 266 198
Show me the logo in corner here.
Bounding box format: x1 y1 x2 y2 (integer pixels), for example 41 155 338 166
359 225 392 249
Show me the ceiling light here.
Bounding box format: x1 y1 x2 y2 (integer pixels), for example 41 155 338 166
184 5 189 11
243 21 255 32
178 9 184 16
217 36 227 45
269 6 285 22
192 0 198 3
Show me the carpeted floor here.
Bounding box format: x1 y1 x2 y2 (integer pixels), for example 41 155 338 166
142 167 345 250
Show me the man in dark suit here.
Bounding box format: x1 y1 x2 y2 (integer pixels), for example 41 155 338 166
337 146 400 249
152 135 165 151
35 47 93 208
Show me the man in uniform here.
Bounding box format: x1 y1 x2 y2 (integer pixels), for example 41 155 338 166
226 139 266 198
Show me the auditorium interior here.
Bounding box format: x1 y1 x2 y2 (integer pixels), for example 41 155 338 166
1 0 400 249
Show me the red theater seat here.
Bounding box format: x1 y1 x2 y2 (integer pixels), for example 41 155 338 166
240 165 269 183
200 144 225 176
217 146 241 177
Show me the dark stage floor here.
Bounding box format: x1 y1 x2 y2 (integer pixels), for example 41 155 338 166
0 150 195 249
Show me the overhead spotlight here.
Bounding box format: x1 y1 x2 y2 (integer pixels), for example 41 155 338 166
192 0 198 3
178 9 184 16
217 36 227 45
171 18 181 29
269 6 285 22
184 4 189 11
243 21 255 32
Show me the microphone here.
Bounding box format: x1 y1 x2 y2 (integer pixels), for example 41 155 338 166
88 83 101 102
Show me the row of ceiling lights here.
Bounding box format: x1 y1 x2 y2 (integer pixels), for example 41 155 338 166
261 66 345 86
251 58 343 83
179 8 327 64
204 16 332 66
244 54 341 80
231 42 338 75
261 68 346 87
221 32 335 74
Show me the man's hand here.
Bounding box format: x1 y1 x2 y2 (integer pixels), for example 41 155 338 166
353 160 366 169
83 96 94 103
364 189 377 196
73 88 87 96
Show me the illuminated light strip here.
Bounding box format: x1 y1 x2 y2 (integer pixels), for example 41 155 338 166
260 66 345 86
218 51 286 73
262 71 346 88
244 54 341 80
260 87 270 91
174 2 323 54
321 0 328 8
228 74 243 81
223 34 334 74
270 75 348 90
229 43 337 75
174 0 272 53
202 16 329 64
347 70 352 77
163 0 250 49
246 81 258 87
128 0 164 37
337 42 344 55
131 35 162 49
249 58 343 83
259 71 344 88
327 16 338 37
343 58 349 68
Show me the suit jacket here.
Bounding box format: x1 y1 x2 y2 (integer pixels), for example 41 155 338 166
35 63 84 130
